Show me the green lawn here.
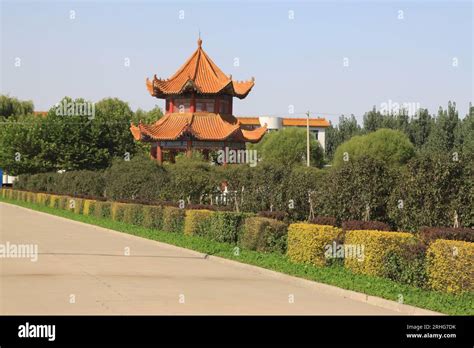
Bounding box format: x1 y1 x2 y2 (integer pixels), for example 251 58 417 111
1 196 472 315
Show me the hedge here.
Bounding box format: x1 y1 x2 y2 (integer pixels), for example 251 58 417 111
72 198 85 214
419 226 474 244
344 230 415 277
287 223 342 266
123 203 145 226
426 239 474 294
83 199 95 216
111 202 127 222
184 210 215 236
241 216 288 253
205 211 250 244
94 201 112 219
342 220 391 231
162 206 185 233
142 205 164 230
382 241 428 288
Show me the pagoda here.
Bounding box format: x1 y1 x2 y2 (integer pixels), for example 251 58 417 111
130 38 267 164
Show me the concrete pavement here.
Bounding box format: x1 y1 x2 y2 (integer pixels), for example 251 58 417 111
0 202 437 315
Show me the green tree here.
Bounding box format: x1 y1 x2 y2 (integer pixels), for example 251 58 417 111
132 105 163 125
363 106 384 132
425 102 460 153
332 128 415 167
325 114 361 159
0 95 34 118
408 108 432 148
0 97 139 174
252 127 324 167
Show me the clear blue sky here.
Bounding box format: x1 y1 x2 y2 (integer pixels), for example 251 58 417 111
1 0 472 124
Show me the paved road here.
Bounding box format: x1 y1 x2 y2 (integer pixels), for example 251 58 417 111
0 202 426 315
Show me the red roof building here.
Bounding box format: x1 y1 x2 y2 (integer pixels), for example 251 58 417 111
131 38 267 163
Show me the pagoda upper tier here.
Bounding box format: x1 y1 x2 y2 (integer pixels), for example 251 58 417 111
146 38 255 99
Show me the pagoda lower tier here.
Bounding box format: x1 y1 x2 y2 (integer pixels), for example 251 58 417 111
130 112 267 164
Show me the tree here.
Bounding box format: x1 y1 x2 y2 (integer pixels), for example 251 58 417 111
131 105 163 125
0 95 34 118
408 108 432 148
363 106 384 132
252 127 324 167
332 128 415 167
0 97 140 174
325 114 361 160
425 102 460 153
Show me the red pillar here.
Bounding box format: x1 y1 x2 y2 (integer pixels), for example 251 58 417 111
215 96 220 114
150 144 157 159
156 144 163 164
190 93 195 113
169 98 174 113
186 140 192 158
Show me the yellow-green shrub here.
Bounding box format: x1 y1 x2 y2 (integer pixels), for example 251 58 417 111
94 201 112 219
344 230 415 277
49 195 60 208
72 198 84 214
36 193 46 205
111 202 127 221
241 217 288 253
142 205 164 229
287 223 342 266
26 192 36 203
58 196 69 210
184 210 215 236
426 239 474 294
123 204 145 225
162 206 185 233
83 199 95 215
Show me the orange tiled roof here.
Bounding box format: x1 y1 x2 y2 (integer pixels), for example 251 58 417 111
236 116 330 127
146 39 254 99
131 112 266 143
236 117 260 125
282 118 330 127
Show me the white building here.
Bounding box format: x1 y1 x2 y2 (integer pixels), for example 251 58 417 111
237 116 330 151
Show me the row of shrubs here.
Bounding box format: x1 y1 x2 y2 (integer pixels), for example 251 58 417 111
2 188 472 295
13 151 474 231
286 223 473 294
1 188 288 254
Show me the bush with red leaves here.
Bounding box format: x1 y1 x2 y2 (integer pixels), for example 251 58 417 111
419 226 474 244
342 220 391 231
309 216 338 227
258 211 288 221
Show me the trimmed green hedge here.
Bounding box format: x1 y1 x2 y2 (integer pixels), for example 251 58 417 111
184 210 215 236
123 203 145 226
94 201 112 219
205 211 251 244
240 216 288 253
142 205 164 230
162 206 185 233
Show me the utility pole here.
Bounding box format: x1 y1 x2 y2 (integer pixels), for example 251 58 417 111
306 111 310 167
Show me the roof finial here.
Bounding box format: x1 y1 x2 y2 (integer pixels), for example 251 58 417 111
197 30 202 47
